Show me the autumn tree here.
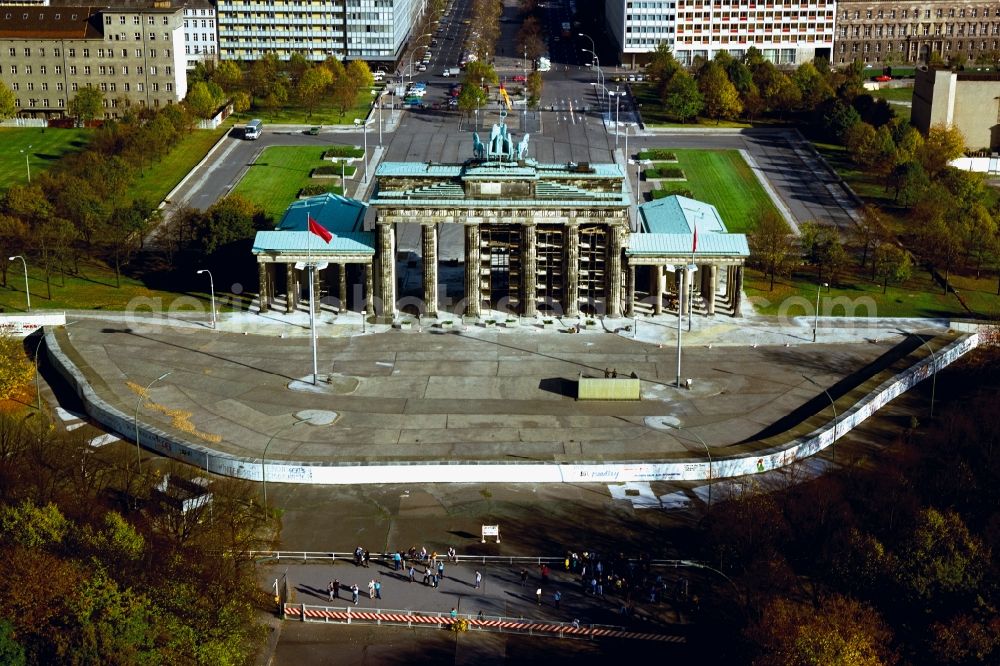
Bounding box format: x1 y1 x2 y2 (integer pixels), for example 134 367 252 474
662 70 702 123
0 81 15 121
698 61 742 122
0 335 34 399
851 205 889 272
211 60 244 93
793 60 834 110
874 243 912 293
345 59 375 91
746 594 898 666
918 123 966 177
749 210 795 290
296 65 333 118
68 87 104 125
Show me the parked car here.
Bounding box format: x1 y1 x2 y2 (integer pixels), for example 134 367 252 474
513 74 526 83
417 64 427 72
875 74 892 82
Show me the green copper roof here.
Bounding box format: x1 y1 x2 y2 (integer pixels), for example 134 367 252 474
277 193 368 233
370 196 628 207
638 195 728 234
252 231 375 255
376 161 625 180
626 233 749 257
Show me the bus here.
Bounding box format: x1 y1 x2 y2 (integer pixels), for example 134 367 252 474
535 56 551 72
244 119 263 140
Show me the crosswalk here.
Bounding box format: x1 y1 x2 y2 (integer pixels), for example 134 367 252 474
55 406 121 448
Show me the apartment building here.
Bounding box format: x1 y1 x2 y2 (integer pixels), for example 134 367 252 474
835 1 1000 66
216 0 425 63
605 0 834 68
0 4 187 118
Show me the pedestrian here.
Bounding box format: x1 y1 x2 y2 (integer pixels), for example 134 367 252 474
520 568 528 587
354 546 363 567
596 579 604 598
408 565 416 583
589 578 597 596
423 567 431 585
540 564 549 582
368 579 375 599
438 561 445 579
393 551 402 571
327 580 335 602
448 546 456 563
450 607 458 619
420 546 428 562
374 579 382 600
554 590 561 610
571 618 580 629
351 584 359 605
536 587 542 605
363 549 370 568
475 570 482 589
333 579 341 600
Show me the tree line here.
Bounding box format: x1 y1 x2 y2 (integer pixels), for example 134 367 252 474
692 339 1000 664
0 412 277 664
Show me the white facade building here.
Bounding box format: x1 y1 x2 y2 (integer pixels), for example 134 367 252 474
217 0 425 62
183 1 218 69
605 0 835 67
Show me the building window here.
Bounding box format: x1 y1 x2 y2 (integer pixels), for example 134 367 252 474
23 47 30 57
9 65 15 75
83 48 89 57
24 66 31 75
7 48 13 57
70 66 77 75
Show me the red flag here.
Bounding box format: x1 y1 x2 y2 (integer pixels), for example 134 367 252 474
308 215 332 244
692 224 698 254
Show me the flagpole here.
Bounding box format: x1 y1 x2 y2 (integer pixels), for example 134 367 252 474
307 215 318 386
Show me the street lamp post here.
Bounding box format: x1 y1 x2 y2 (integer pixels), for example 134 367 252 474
804 375 838 463
20 145 31 183
676 264 697 387
196 269 216 329
354 117 371 184
581 49 604 115
262 417 309 515
916 334 938 417
666 424 712 513
608 87 624 143
813 281 828 342
8 255 30 311
134 371 171 474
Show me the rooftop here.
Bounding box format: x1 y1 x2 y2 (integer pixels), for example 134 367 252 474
276 193 368 234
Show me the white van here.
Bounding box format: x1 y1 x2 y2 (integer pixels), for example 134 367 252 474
373 70 386 81
244 119 263 140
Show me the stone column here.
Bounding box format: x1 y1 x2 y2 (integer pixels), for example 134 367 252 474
521 224 537 317
257 262 269 314
364 262 375 315
338 264 348 313
422 224 438 317
606 225 624 318
377 222 396 318
725 266 734 304
653 265 664 315
707 265 718 316
678 266 688 318
464 224 481 318
733 265 744 317
625 263 635 317
564 225 579 317
285 263 296 314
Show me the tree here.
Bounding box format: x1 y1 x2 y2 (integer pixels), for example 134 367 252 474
526 70 543 108
919 124 966 177
889 160 930 206
851 205 889 271
793 60 834 110
345 59 375 91
698 61 742 122
286 53 310 85
662 70 703 123
249 53 280 100
0 81 15 121
746 594 897 666
329 75 355 118
963 204 998 278
749 209 795 290
184 81 222 120
0 335 34 400
463 61 499 88
295 66 333 118
192 195 267 255
105 199 150 287
892 507 988 603
0 619 25 666
646 43 680 86
457 83 488 118
231 91 251 116
0 214 28 287
874 243 912 293
770 73 802 118
211 60 244 93
262 80 289 113
68 87 104 125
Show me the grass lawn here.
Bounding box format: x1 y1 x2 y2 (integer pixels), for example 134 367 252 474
645 149 780 233
870 85 914 103
0 127 90 191
247 87 383 125
232 146 351 222
948 272 1000 318
744 263 981 319
128 121 235 205
811 142 898 207
0 257 213 314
